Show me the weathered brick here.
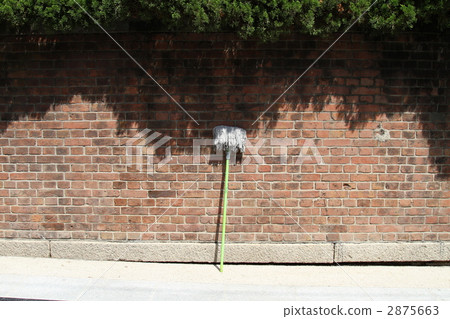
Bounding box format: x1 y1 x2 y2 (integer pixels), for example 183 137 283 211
0 32 447 247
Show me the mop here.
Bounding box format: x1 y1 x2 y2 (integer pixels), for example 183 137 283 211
213 126 247 272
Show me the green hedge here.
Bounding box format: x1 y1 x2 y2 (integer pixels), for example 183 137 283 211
0 0 449 40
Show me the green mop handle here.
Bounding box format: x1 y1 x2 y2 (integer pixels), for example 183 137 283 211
220 150 230 272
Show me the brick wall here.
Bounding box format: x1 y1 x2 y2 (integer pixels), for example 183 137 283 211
0 31 448 243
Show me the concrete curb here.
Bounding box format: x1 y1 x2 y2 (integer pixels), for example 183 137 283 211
0 240 49 258
0 239 448 263
50 241 334 263
335 242 450 263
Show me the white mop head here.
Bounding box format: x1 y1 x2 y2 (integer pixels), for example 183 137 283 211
213 126 247 153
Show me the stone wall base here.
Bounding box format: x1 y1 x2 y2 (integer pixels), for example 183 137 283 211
0 240 449 264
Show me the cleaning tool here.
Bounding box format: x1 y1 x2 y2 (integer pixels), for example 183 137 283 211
213 126 247 272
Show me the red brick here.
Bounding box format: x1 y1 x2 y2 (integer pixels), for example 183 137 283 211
41 223 64 231
0 33 447 247
263 225 290 233
10 173 36 180
148 190 177 198
63 122 90 129
10 139 36 146
376 225 403 232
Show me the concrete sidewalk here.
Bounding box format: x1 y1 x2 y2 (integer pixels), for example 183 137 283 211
0 256 449 301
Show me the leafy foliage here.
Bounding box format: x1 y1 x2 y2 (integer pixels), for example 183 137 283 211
0 0 129 31
0 0 449 40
